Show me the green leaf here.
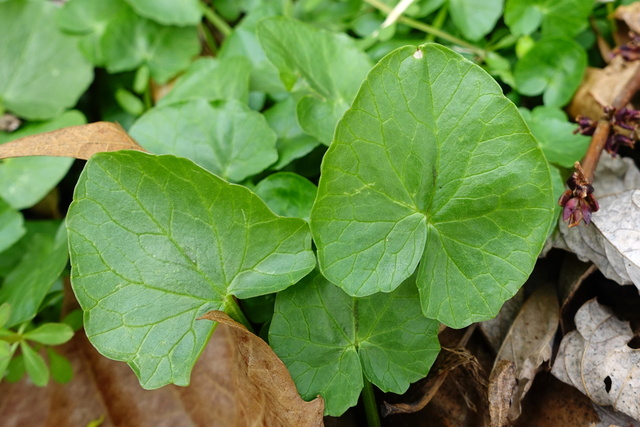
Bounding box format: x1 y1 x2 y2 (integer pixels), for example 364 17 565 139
310 44 554 328
257 17 372 144
56 0 130 65
0 221 61 279
115 88 144 116
504 0 593 37
0 304 10 328
67 151 315 388
129 99 278 182
47 348 73 384
20 342 49 387
270 270 440 416
219 4 286 94
0 222 69 328
0 340 14 380
0 0 93 120
157 57 251 106
254 173 318 221
124 0 202 26
23 323 74 346
514 37 586 108
264 97 321 170
0 110 85 209
449 0 504 41
519 106 589 168
61 309 84 332
103 11 199 83
5 353 24 383
0 198 24 253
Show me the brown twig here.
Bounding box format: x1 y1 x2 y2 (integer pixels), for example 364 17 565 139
580 65 640 181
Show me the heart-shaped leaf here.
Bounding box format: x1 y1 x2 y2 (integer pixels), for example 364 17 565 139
257 17 372 145
0 0 93 120
514 37 586 107
67 151 315 388
504 0 593 37
310 44 554 328
269 270 440 416
129 99 277 182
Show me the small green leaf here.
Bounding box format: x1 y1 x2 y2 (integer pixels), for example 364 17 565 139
254 173 317 221
0 198 24 253
0 0 93 120
47 348 73 384
20 342 49 387
0 304 10 328
0 110 85 209
258 17 372 144
505 0 593 37
0 341 15 380
23 323 74 346
67 151 315 388
104 16 199 84
514 37 586 107
519 106 589 168
115 88 144 116
0 223 69 328
310 44 554 328
449 0 504 41
264 97 321 170
124 0 202 26
270 270 440 416
0 221 61 279
130 99 278 182
157 57 251 106
61 309 84 332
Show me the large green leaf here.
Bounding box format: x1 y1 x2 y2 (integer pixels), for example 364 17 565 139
504 0 593 37
514 37 586 108
270 270 440 416
0 110 85 209
310 44 554 328
157 57 251 106
257 17 372 145
0 198 24 253
0 222 68 328
519 106 589 168
124 0 202 26
67 151 315 388
0 0 93 120
129 99 277 182
449 0 504 41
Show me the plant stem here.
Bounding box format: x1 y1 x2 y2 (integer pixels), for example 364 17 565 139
581 64 640 181
224 296 255 334
200 3 232 37
426 4 448 43
362 375 382 427
363 0 486 59
199 22 218 55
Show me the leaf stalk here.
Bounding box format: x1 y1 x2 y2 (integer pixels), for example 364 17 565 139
362 375 382 427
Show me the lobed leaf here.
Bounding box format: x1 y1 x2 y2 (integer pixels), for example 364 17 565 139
310 44 554 328
269 270 440 416
67 151 315 388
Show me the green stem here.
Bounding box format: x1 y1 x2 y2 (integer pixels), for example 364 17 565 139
282 0 293 18
426 3 448 43
362 376 382 427
363 0 486 59
199 22 218 55
224 296 255 334
200 3 232 37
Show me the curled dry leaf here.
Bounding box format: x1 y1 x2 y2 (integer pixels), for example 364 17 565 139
0 122 145 160
557 155 640 289
492 283 559 423
551 299 640 420
199 310 324 426
488 360 516 427
614 3 640 39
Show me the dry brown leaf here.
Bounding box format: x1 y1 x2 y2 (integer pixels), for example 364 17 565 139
567 58 640 121
551 299 640 420
614 3 640 36
0 122 145 160
0 312 324 426
493 283 559 423
558 255 597 333
199 310 325 426
488 360 516 427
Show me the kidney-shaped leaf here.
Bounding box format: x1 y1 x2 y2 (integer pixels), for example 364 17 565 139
269 270 440 416
67 151 315 389
129 99 277 182
0 0 93 120
258 17 372 145
310 44 554 328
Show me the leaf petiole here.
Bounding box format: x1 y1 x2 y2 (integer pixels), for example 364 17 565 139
224 296 255 334
362 375 381 427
